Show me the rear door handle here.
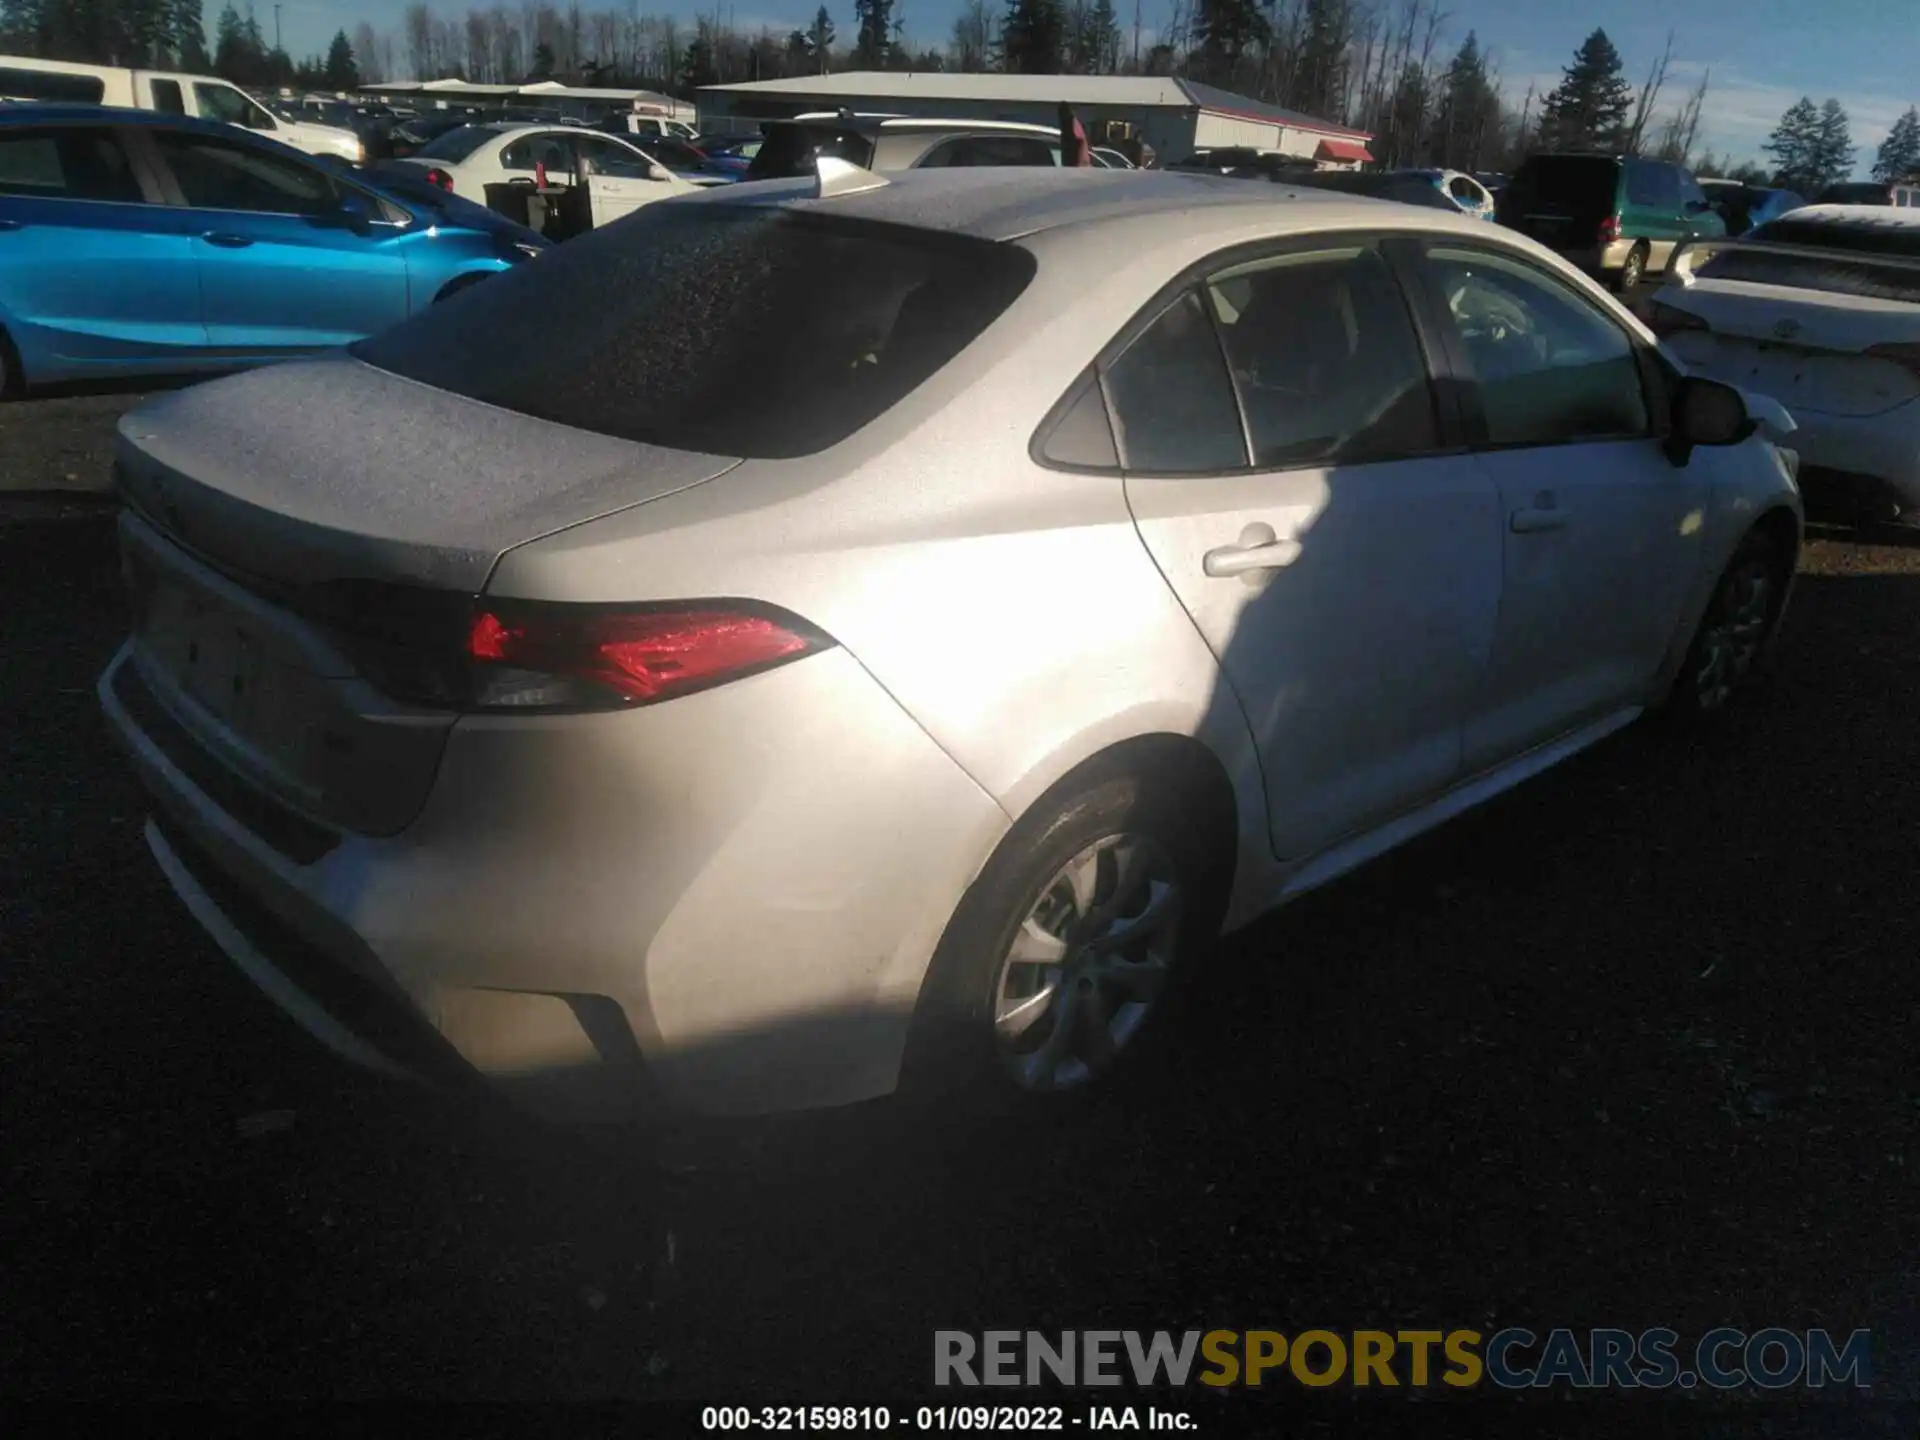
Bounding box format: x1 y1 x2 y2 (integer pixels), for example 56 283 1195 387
1203 525 1304 577
1510 507 1569 533
201 232 254 248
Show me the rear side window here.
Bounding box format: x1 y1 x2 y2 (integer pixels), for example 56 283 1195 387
1102 290 1248 473
150 79 186 115
418 126 498 164
918 136 1059 168
1627 162 1680 210
0 66 106 103
1202 247 1438 469
0 127 145 203
350 205 1037 459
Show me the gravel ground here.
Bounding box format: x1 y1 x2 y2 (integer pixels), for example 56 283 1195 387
0 392 151 494
6 415 1920 1424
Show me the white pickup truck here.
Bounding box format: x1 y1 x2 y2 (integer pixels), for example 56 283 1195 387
0 55 363 161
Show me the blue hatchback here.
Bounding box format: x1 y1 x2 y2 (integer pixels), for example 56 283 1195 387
0 105 547 393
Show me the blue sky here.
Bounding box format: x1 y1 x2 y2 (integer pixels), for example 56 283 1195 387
280 0 1917 168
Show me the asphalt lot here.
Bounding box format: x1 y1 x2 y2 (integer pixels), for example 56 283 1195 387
7 391 1920 1424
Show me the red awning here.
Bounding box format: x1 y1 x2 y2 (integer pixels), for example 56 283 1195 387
1315 138 1373 164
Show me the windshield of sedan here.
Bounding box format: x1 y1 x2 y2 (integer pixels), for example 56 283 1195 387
349 203 1036 458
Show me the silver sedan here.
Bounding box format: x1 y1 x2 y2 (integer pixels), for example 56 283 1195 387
100 165 1803 1121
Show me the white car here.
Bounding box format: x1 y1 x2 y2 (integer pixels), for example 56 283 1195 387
1653 205 1920 522
0 55 362 160
101 166 1803 1120
385 122 699 226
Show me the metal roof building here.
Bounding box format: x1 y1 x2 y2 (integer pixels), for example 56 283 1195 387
361 78 692 120
696 72 1373 167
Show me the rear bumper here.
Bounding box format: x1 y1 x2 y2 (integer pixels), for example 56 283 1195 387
100 641 1010 1121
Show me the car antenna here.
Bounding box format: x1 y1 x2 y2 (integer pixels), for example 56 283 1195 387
814 154 889 199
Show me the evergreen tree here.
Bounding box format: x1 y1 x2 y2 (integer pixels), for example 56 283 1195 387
1811 98 1854 190
322 27 357 89
1763 96 1822 191
1431 31 1497 170
806 4 834 72
1083 0 1117 74
170 0 207 67
1875 106 1920 184
529 39 555 79
1191 0 1267 83
0 0 43 49
1538 28 1634 152
998 0 1062 73
1292 0 1352 122
851 0 892 66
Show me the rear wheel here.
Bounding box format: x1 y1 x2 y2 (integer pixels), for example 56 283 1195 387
1616 242 1648 293
904 767 1227 1104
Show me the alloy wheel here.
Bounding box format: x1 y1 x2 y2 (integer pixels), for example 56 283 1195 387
993 833 1182 1092
1690 556 1775 711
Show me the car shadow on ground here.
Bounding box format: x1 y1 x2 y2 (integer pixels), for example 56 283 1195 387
6 513 1920 1410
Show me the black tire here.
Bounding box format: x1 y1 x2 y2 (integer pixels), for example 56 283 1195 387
902 765 1229 1107
1664 526 1791 722
1616 242 1648 294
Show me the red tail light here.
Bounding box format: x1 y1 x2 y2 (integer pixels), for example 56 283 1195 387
1598 214 1621 245
424 167 454 191
1864 342 1920 379
465 601 833 711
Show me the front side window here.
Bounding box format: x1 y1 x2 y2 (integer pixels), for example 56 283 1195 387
576 135 654 178
1202 246 1439 468
195 82 276 132
501 133 574 175
1449 176 1480 201
154 132 334 216
1103 290 1249 474
0 127 145 204
1425 246 1649 447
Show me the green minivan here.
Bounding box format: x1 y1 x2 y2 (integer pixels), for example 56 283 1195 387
1495 153 1728 291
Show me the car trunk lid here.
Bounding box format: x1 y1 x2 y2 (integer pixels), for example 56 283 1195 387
1662 271 1920 417
112 356 740 837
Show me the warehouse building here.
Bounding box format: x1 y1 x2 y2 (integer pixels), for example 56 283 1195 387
695 72 1373 167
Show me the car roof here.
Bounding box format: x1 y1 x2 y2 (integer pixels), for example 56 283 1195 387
686 166 1509 246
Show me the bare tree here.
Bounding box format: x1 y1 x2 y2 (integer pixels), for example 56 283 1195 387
352 21 384 82
1626 27 1673 154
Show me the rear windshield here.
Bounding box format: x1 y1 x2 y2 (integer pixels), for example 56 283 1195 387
349 202 1037 459
747 123 877 180
414 126 494 162
1505 156 1619 210
1700 220 1920 303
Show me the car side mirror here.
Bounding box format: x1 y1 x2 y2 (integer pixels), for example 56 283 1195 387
334 190 375 231
1666 376 1755 464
